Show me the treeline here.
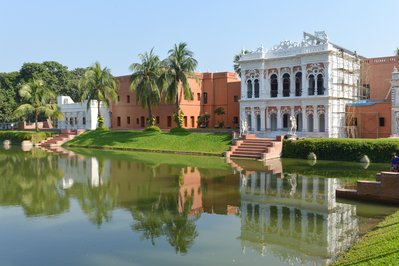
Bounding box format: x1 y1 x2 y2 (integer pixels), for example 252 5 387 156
0 61 87 122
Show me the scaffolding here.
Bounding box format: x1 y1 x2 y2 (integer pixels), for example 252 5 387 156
329 48 364 138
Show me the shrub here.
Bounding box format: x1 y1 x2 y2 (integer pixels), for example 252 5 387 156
144 125 161 132
146 116 155 126
0 131 54 144
173 109 184 128
282 138 399 163
170 127 190 134
97 116 105 128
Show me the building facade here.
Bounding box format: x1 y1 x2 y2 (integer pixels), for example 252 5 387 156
344 56 399 138
239 32 361 138
57 96 111 130
111 72 240 130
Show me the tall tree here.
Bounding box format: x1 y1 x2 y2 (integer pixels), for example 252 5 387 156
395 48 399 56
19 61 69 95
13 79 61 131
164 42 198 128
66 67 88 102
0 72 19 122
79 62 118 129
129 49 165 126
233 49 249 78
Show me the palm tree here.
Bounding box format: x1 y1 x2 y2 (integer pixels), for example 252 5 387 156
14 79 61 131
233 49 248 78
79 62 118 128
164 42 198 128
129 49 166 126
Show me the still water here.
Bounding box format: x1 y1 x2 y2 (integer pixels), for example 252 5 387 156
0 147 396 266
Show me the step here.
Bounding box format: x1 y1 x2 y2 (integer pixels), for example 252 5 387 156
235 148 267 152
232 151 262 156
239 144 271 149
230 153 261 159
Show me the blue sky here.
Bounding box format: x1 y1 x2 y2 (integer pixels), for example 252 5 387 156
1 0 399 76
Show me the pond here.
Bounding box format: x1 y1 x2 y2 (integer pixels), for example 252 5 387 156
0 146 396 266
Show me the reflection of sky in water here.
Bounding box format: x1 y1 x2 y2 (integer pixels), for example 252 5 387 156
0 148 396 266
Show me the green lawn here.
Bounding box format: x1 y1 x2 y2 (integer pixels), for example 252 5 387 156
65 130 232 155
334 210 399 265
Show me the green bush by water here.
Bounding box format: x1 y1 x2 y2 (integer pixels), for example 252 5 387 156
0 130 54 144
282 138 399 163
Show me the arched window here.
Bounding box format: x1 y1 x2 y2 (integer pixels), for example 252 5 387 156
247 114 252 130
247 80 253 98
317 74 324 95
283 113 289 128
256 114 261 131
296 113 302 132
270 74 278 98
308 75 315 95
319 114 325 132
254 79 259 98
270 113 277 131
283 74 290 97
308 114 314 132
295 72 302 96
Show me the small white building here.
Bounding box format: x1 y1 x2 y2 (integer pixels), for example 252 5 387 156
57 96 111 130
239 31 361 138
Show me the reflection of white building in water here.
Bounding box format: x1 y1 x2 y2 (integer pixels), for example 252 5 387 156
57 96 111 130
239 31 361 138
239 172 358 265
58 155 111 189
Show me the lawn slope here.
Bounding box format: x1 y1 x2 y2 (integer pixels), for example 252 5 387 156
65 130 232 155
334 210 399 265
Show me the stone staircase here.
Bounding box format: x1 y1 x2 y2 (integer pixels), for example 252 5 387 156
226 134 283 160
39 129 84 148
336 171 399 204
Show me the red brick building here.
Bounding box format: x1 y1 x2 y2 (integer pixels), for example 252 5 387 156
345 56 399 138
110 72 240 130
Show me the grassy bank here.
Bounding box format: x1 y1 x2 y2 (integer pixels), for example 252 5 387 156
65 130 232 155
334 210 399 265
0 130 54 144
282 138 399 163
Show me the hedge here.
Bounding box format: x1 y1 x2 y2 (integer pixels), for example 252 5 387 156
282 138 399 163
0 131 54 144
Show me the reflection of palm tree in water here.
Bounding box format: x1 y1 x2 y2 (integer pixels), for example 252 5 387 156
131 170 199 254
0 149 68 216
72 157 118 227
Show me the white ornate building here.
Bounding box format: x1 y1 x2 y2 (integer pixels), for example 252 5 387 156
239 32 361 138
57 96 111 130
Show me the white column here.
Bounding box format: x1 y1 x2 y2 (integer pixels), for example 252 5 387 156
324 63 329 95
302 105 308 132
265 73 270 98
301 64 307 96
314 105 319 132
290 69 295 96
315 75 319 95
251 109 256 131
266 108 271 131
325 105 329 136
277 72 282 98
276 106 282 130
260 107 266 131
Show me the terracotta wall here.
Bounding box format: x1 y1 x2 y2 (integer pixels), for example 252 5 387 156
346 102 391 138
110 72 240 130
362 56 399 101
